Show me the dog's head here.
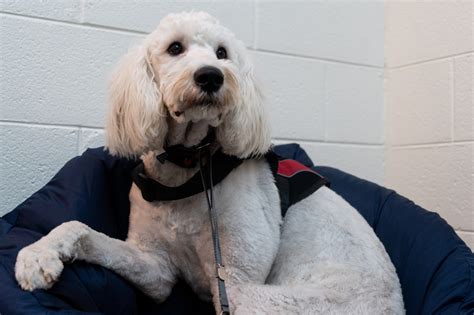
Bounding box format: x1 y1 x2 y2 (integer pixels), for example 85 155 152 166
106 11 270 159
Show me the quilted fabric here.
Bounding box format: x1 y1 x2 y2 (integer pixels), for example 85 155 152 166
0 144 472 314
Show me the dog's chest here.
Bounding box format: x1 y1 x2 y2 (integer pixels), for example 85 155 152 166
127 160 283 298
128 184 208 247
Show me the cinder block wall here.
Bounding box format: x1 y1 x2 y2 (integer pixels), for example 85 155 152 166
384 1 473 249
0 1 385 215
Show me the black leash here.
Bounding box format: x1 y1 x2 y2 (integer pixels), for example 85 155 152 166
198 145 230 315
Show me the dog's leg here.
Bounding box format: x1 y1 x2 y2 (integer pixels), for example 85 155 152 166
225 187 404 314
15 220 176 302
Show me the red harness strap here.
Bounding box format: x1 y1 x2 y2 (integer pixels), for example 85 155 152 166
278 159 321 177
267 155 329 216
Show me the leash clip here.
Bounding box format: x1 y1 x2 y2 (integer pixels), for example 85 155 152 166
217 264 227 281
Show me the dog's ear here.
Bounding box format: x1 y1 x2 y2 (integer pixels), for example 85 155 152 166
217 65 271 158
105 46 167 158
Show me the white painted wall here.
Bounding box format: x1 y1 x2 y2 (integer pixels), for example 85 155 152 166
0 1 472 248
384 1 473 249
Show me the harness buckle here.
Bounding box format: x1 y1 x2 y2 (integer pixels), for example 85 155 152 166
156 151 168 164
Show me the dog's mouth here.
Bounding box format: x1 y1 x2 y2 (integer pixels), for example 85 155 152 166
172 96 218 117
193 94 221 106
165 93 226 151
167 94 227 126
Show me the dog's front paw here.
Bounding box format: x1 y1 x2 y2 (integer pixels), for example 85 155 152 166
15 244 64 291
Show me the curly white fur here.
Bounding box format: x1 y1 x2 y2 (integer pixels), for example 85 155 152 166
16 12 404 314
106 11 269 159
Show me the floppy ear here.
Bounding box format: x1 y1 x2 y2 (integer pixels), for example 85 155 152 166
217 66 271 158
105 45 167 158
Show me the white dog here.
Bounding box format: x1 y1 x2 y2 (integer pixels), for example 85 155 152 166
15 12 404 314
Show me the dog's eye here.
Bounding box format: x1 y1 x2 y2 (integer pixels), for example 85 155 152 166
167 42 183 56
216 47 227 59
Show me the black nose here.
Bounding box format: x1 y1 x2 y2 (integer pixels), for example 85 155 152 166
194 66 224 93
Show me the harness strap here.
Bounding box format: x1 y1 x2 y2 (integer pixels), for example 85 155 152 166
132 150 243 202
265 151 329 216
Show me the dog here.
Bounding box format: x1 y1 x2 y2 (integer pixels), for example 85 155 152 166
15 12 404 314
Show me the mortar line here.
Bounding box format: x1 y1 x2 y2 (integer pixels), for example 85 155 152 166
391 140 474 149
0 120 104 130
251 48 384 69
322 64 328 142
450 58 455 142
79 0 85 24
387 51 474 70
77 126 83 155
253 0 258 50
273 138 384 147
455 229 474 234
0 11 147 36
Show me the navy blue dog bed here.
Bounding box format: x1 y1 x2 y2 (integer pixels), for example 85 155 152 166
0 144 472 315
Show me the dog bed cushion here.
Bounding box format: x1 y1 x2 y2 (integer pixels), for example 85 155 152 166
0 145 473 314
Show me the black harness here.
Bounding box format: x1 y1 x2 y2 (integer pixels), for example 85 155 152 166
131 141 328 314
